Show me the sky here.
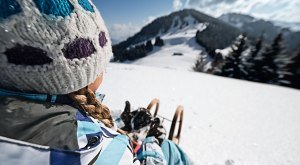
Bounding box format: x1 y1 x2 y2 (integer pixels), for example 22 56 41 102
93 0 300 44
94 0 174 43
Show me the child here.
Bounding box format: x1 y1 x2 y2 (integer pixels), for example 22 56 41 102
0 1 190 164
0 0 138 164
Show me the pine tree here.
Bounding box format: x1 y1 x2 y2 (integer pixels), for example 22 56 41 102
251 37 263 59
193 56 206 72
244 36 263 81
275 52 294 86
285 51 300 89
154 36 164 47
259 33 283 83
145 40 153 52
217 34 247 79
209 52 224 74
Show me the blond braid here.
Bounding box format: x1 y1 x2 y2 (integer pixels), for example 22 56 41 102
69 87 114 128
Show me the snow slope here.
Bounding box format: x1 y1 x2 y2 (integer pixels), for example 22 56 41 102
99 63 300 165
132 21 208 71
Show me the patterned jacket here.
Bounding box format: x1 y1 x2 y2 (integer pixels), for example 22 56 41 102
0 89 139 165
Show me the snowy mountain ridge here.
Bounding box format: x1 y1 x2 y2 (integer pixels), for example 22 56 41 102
218 13 300 52
132 21 208 71
113 9 299 65
129 14 207 49
274 21 300 32
218 13 257 28
112 9 241 62
219 13 300 32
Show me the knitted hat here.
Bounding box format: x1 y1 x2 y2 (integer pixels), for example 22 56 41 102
0 0 112 94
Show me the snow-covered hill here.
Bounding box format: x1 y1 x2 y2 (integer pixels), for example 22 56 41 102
100 63 300 165
113 9 241 62
132 22 207 71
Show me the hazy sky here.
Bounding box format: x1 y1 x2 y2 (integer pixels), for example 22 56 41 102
94 0 173 43
93 0 300 43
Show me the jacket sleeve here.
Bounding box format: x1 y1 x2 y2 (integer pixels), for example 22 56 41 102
137 136 167 165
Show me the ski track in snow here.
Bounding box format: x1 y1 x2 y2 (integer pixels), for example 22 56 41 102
100 63 300 165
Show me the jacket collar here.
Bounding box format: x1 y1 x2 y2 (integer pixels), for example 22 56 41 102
0 88 105 105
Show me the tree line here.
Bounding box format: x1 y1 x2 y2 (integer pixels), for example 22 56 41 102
194 33 300 89
112 37 164 62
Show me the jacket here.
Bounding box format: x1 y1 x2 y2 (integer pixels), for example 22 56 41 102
0 89 139 165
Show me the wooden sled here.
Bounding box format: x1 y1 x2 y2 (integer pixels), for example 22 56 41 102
146 98 184 145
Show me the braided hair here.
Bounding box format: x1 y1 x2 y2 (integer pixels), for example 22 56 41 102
69 87 114 128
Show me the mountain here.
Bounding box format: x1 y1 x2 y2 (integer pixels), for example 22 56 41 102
219 13 300 52
101 62 300 165
113 9 241 62
273 21 300 32
132 22 205 71
112 10 299 67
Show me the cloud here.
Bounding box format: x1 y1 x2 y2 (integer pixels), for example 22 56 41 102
173 0 184 10
188 0 235 7
184 0 300 22
108 14 167 44
108 23 140 44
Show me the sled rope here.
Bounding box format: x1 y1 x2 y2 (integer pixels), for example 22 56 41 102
156 114 173 122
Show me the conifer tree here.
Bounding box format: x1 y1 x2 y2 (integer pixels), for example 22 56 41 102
244 36 263 81
145 40 153 52
193 56 205 72
209 52 224 74
154 36 164 47
285 51 300 89
259 33 283 83
217 34 247 79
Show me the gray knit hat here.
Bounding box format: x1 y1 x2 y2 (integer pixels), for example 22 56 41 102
0 0 112 94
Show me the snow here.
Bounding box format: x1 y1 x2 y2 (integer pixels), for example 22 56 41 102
216 47 232 57
100 63 300 165
132 21 208 71
132 43 201 71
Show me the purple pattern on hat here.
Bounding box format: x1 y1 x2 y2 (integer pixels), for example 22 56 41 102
5 45 52 65
99 31 107 48
63 38 96 59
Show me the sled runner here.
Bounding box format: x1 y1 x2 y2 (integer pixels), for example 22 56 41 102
146 98 183 144
168 106 184 144
118 98 184 145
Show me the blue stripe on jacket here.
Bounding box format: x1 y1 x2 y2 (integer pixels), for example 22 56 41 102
95 135 129 165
